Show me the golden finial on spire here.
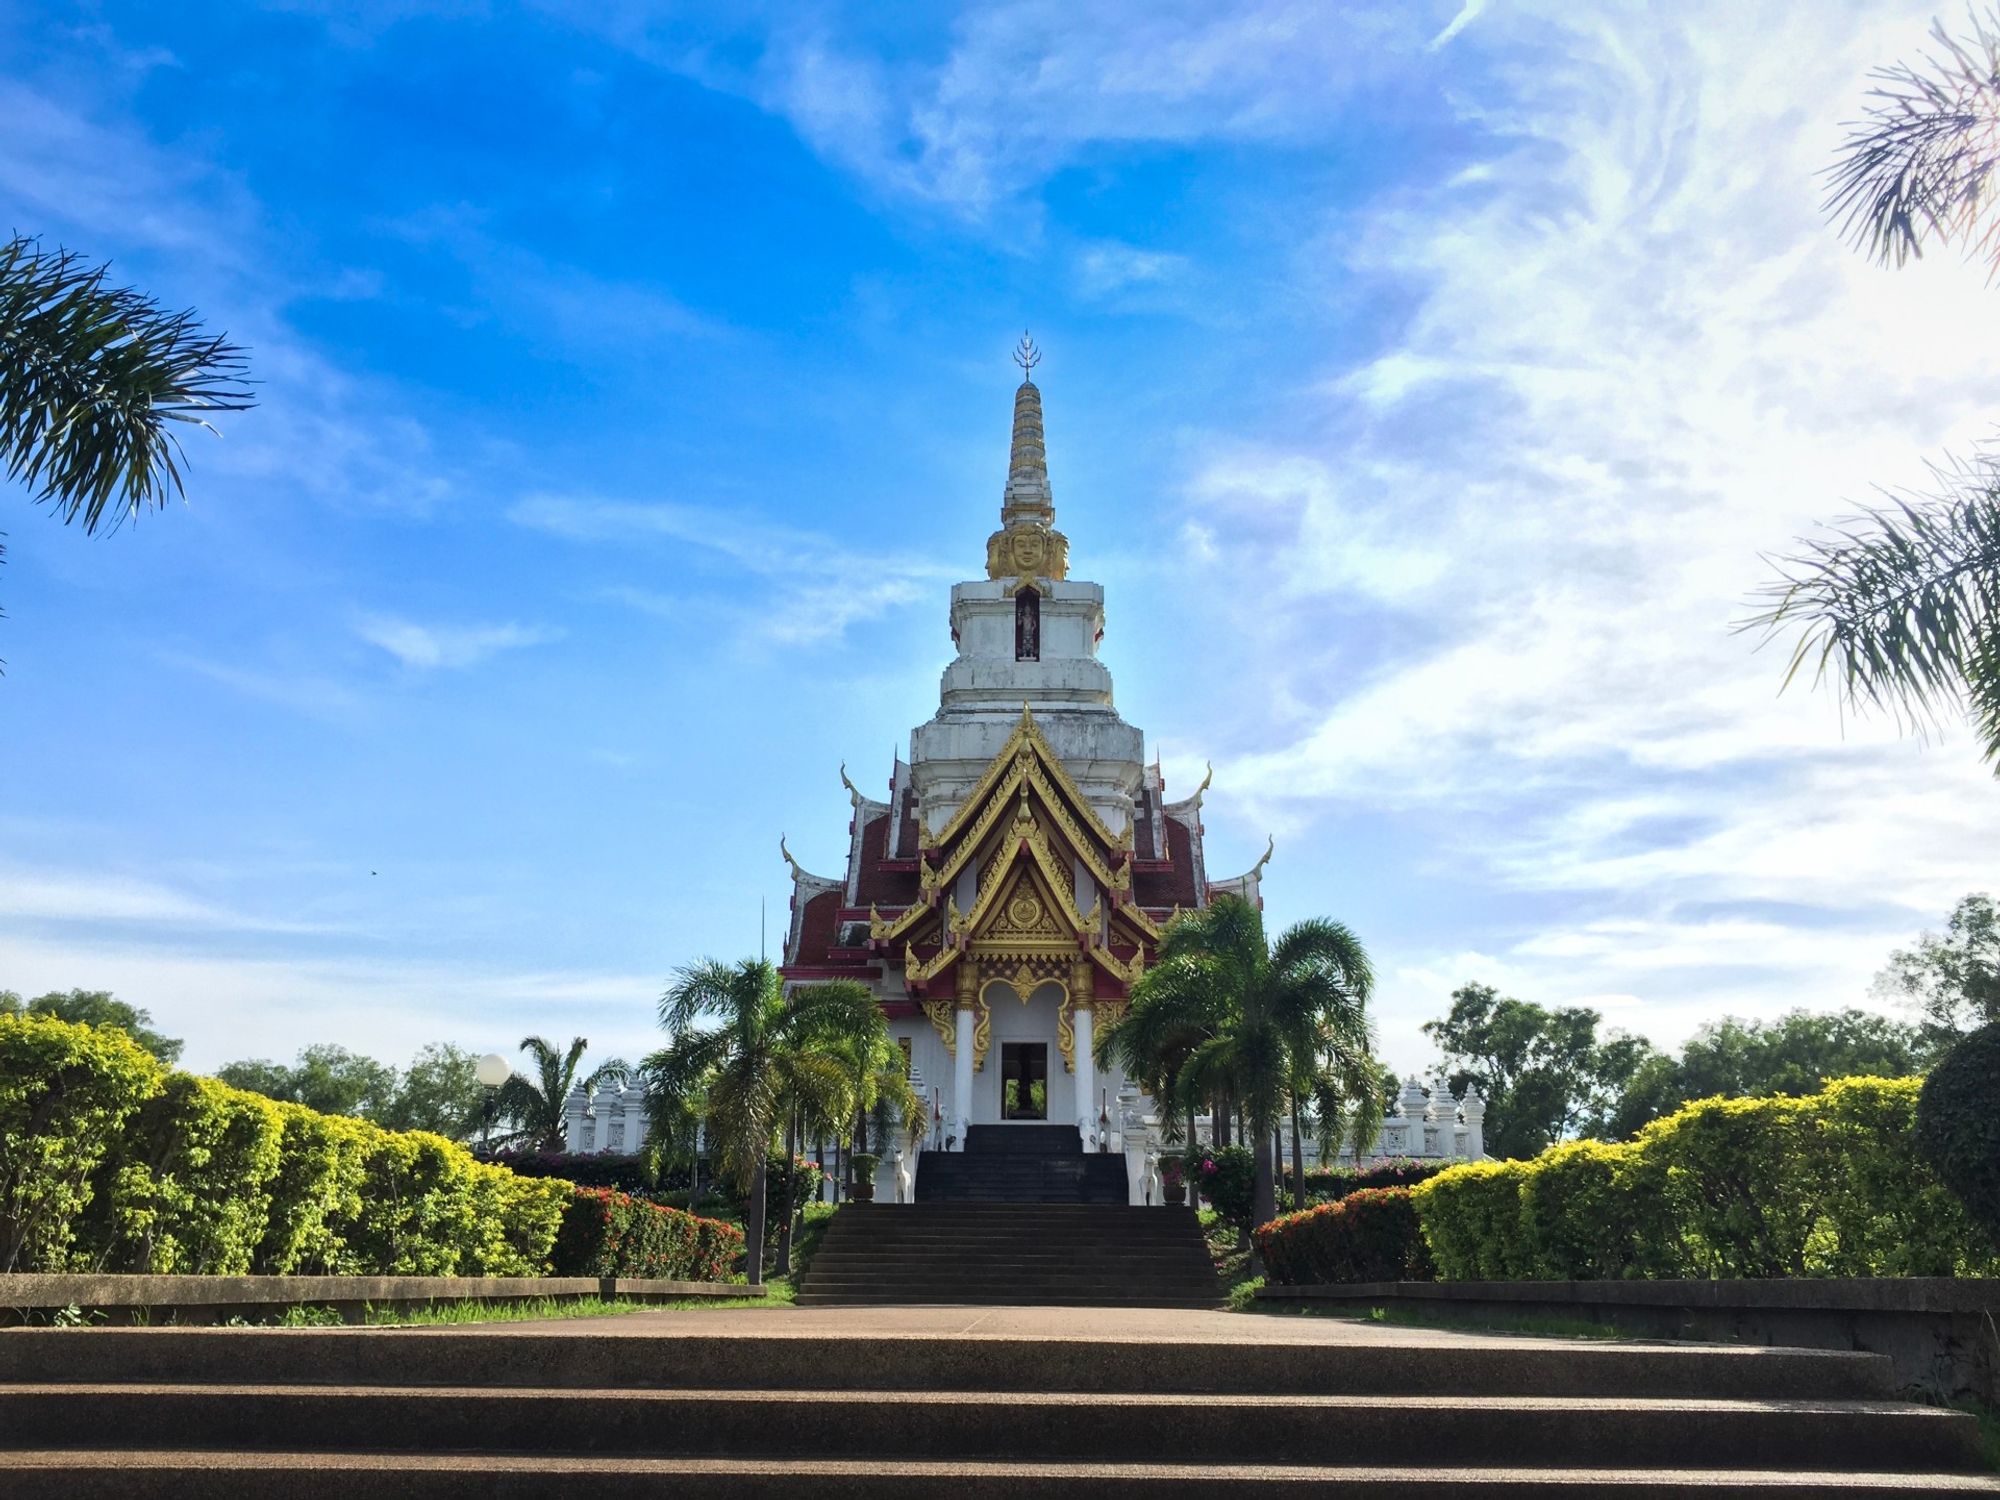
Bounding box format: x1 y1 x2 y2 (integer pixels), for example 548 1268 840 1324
1012 330 1041 381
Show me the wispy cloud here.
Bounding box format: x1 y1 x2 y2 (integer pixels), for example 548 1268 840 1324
0 927 665 1072
354 615 561 671
160 652 368 723
1181 0 2000 1057
511 493 952 644
0 864 335 935
1074 240 1190 299
581 3 1440 218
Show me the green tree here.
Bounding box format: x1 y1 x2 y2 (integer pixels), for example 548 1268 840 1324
1111 896 1375 1237
1873 893 2000 1046
378 1043 484 1139
641 959 878 1288
1423 983 1654 1158
1750 13 2000 763
494 1036 628 1153
0 989 181 1064
1607 1008 1932 1138
215 1044 398 1118
1 235 252 631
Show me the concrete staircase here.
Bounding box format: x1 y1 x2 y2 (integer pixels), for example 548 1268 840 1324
798 1202 1222 1306
1 1325 1995 1495
916 1125 1130 1203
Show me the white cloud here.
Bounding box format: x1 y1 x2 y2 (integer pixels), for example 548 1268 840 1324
1187 0 2000 1051
0 927 664 1074
512 493 953 645
158 652 368 723
1074 240 1191 298
0 865 332 935
354 615 560 671
590 1 1445 218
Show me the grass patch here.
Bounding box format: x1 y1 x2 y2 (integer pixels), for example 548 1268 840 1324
362 1296 651 1327
1199 1210 1262 1305
226 1291 793 1328
1948 1398 2000 1472
1225 1276 1265 1311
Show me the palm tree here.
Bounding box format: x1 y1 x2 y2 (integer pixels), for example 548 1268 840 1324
1 235 253 634
494 1036 629 1152
827 1029 926 1193
642 959 879 1288
1116 896 1374 1240
1101 941 1230 1175
1752 12 2000 765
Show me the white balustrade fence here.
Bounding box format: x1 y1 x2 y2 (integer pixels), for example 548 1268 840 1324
558 1075 1485 1212
561 1082 650 1157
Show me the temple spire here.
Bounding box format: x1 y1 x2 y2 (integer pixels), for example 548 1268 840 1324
984 335 1069 583
1002 334 1053 528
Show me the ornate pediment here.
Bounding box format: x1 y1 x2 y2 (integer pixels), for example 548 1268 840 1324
875 705 1161 996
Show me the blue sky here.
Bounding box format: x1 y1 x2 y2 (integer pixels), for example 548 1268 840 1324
4 0 1997 1078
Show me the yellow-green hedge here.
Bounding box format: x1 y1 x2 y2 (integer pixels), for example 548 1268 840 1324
0 1014 569 1276
1412 1077 2000 1281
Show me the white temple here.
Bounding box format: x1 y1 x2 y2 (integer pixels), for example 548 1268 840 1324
564 343 1486 1197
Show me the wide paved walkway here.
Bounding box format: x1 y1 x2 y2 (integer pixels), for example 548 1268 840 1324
436 1303 1672 1348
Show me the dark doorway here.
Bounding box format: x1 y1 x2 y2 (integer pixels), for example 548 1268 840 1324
1000 1042 1048 1120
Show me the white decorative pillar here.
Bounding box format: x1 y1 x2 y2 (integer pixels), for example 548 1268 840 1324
621 1087 648 1154
1402 1077 1432 1157
1462 1086 1486 1160
595 1077 624 1154
953 992 976 1151
1073 1003 1096 1147
563 1084 592 1153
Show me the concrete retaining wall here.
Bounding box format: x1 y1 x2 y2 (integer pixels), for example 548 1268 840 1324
0 1273 750 1324
1255 1277 2000 1406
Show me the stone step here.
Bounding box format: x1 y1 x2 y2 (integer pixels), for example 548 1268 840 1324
791 1294 1227 1308
4 1386 1983 1473
805 1257 1215 1274
828 1205 1186 1220
6 1453 1997 1498
0 1331 1902 1400
964 1125 1084 1155
815 1236 1200 1249
794 1287 1225 1304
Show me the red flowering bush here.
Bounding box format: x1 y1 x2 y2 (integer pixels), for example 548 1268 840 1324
549 1186 744 1282
1254 1186 1434 1286
1303 1157 1460 1203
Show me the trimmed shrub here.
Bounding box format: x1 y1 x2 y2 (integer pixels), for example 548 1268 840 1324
1516 1140 1663 1280
1255 1187 1433 1285
81 1073 286 1274
0 1015 162 1272
1190 1145 1256 1229
492 1150 669 1195
1412 1159 1531 1280
1303 1157 1461 1202
253 1105 369 1274
4 1017 583 1277
1917 1025 2000 1253
550 1187 744 1281
1412 1076 2000 1283
767 1153 823 1225
1636 1093 1824 1278
1817 1076 1980 1276
337 1125 485 1276
468 1163 573 1276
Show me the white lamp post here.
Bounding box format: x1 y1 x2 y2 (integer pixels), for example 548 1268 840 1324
474 1052 510 1154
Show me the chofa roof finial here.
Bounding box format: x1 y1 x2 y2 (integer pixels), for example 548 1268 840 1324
1012 330 1041 381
